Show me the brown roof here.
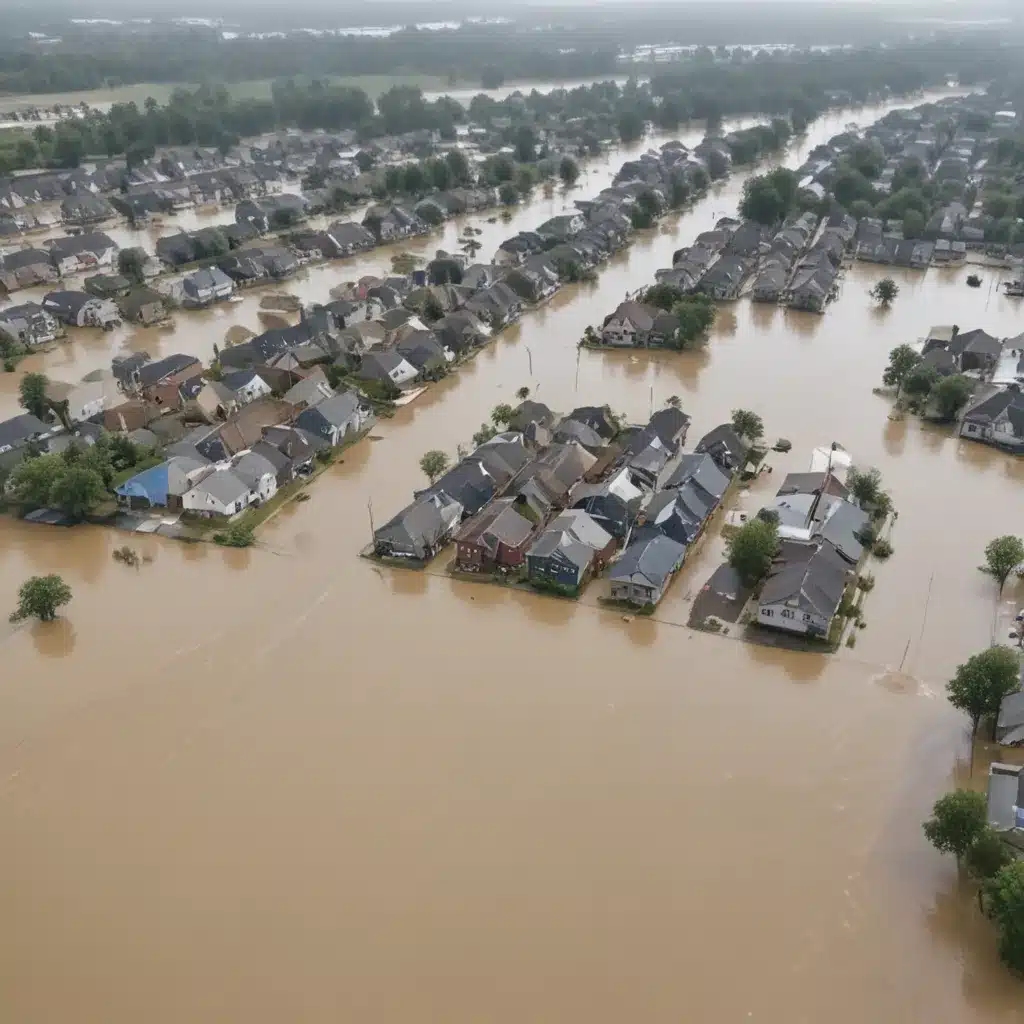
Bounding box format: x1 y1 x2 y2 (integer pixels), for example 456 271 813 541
217 397 291 454
456 498 534 550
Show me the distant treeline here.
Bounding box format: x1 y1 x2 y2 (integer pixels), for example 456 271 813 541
2 40 1023 177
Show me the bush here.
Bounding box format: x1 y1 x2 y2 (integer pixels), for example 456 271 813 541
872 538 893 559
857 573 876 592
213 522 255 548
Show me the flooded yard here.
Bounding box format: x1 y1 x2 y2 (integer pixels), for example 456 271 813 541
1 91 1023 1023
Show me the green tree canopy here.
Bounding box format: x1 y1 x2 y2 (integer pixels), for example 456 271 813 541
730 409 764 442
48 465 106 520
18 372 49 421
728 517 779 586
9 574 72 623
965 826 1014 882
946 646 1022 741
932 374 972 422
902 363 939 400
617 109 644 144
419 450 450 484
558 156 580 186
982 535 1024 594
869 278 899 307
491 403 514 428
846 466 884 508
882 344 921 396
670 295 716 349
984 861 1024 975
922 789 988 865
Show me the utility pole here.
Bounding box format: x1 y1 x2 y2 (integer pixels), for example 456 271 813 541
367 497 375 546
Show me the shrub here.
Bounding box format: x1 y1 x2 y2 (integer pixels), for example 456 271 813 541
873 538 893 559
213 522 255 548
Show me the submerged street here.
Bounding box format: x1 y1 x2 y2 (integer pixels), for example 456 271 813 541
1 90 1023 1022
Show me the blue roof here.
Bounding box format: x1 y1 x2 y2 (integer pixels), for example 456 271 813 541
115 461 170 505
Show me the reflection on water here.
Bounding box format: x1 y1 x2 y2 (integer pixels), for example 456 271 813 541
1 89 1023 1023
30 617 76 659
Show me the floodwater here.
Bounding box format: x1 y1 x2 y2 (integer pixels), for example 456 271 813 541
2 90 1024 1022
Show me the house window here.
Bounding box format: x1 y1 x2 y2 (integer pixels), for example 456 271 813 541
762 608 773 617
781 609 794 619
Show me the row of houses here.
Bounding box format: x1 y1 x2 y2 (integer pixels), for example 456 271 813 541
374 398 748 608
754 460 872 637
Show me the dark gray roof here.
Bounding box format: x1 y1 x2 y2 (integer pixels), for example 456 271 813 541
664 452 730 502
303 390 359 428
760 539 849 619
137 353 199 386
0 412 49 448
816 496 870 563
996 690 1024 745
608 533 687 588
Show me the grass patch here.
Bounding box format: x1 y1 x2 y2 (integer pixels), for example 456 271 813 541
110 453 164 490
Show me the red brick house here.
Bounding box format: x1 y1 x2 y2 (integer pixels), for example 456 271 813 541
455 498 535 573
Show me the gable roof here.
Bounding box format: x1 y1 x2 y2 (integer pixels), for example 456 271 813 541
608 533 687 589
0 412 49 449
456 497 534 551
760 539 850 620
137 353 200 386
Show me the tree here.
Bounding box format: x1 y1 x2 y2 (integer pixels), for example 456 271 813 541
882 344 921 397
422 294 444 323
558 156 580 187
870 278 899 307
705 149 729 181
491 403 514 428
9 574 72 623
740 176 786 224
846 466 883 508
8 454 63 509
472 423 497 447
117 248 146 286
902 363 939 401
902 209 925 239
514 126 536 163
643 282 683 311
984 861 1024 975
728 517 779 586
668 176 690 208
354 149 375 173
19 372 49 420
730 409 764 443
946 646 1022 742
670 295 716 349
515 386 530 401
617 110 644 144
932 374 972 422
982 536 1024 594
48 465 106 520
922 790 988 867
666 395 681 408
498 182 518 206
965 826 1013 882
419 450 450 484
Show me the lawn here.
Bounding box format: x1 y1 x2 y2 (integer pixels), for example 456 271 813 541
0 73 454 112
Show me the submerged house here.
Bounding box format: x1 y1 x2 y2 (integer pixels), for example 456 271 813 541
756 538 852 637
960 385 1024 452
454 498 536 573
607 531 687 607
373 492 464 561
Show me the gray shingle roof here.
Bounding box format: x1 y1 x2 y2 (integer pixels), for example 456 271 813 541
608 533 686 588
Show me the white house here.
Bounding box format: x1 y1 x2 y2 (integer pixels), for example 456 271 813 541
221 369 273 405
757 539 851 638
231 451 278 505
181 468 253 517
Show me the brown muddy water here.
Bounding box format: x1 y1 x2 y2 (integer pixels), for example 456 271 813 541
2 92 1024 1022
